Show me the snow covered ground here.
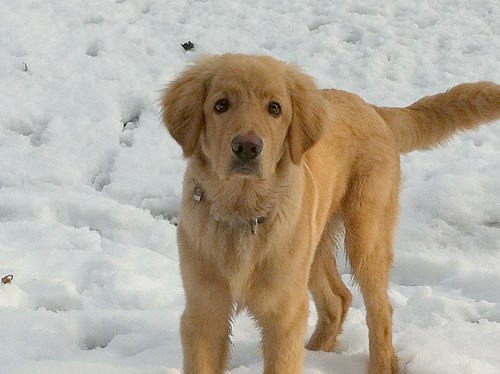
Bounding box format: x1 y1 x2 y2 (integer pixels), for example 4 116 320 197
0 1 499 373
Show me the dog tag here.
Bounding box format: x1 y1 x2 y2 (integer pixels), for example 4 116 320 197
251 218 258 235
193 185 202 202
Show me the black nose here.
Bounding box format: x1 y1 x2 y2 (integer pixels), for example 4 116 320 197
231 134 263 161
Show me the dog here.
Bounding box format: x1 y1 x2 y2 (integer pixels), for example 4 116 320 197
161 54 500 374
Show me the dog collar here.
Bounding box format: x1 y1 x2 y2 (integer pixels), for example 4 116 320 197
192 179 267 235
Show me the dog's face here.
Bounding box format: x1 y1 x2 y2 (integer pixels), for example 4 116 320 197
161 54 330 180
200 62 293 179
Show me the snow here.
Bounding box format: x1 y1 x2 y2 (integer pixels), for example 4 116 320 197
0 0 499 373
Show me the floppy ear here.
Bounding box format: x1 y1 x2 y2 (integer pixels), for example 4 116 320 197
160 63 212 157
286 66 329 165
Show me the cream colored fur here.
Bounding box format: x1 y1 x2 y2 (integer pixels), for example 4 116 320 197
161 54 500 374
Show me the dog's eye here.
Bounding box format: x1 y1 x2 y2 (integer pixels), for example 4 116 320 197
214 99 230 114
268 102 281 117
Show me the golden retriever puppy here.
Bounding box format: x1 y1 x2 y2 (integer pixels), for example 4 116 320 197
161 54 500 374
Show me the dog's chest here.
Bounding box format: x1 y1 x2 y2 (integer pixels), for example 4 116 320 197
211 223 265 304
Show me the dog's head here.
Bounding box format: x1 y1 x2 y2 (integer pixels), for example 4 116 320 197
161 54 330 179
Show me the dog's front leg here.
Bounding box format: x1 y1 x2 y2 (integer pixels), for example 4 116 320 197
180 290 232 374
179 235 233 373
249 290 309 374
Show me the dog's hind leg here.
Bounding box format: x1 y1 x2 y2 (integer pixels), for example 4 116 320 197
342 164 400 374
307 215 352 352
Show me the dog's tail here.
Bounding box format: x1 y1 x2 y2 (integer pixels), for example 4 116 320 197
373 82 500 153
